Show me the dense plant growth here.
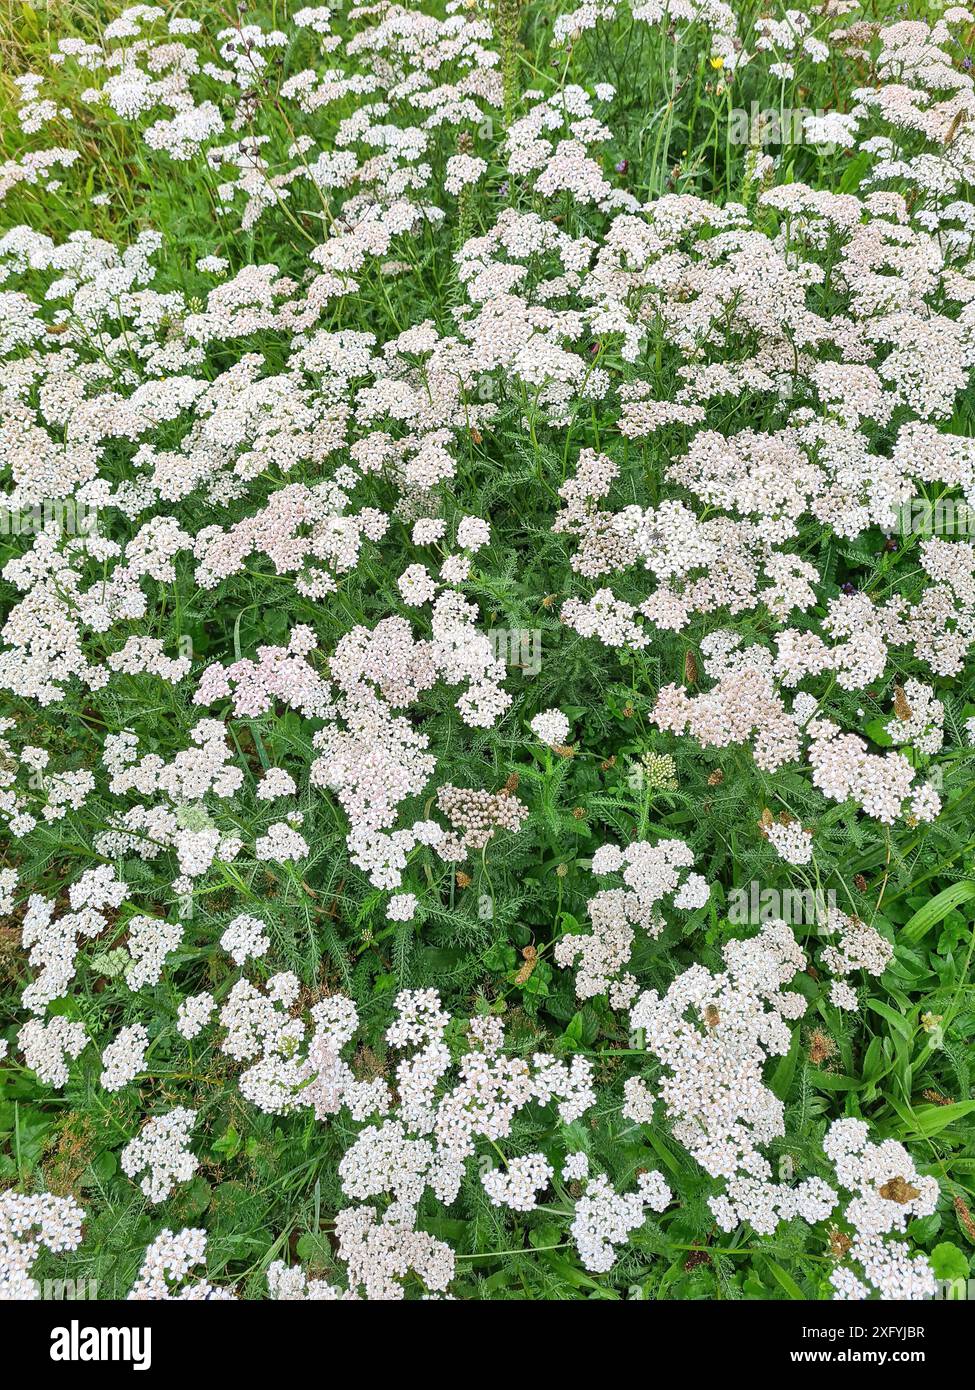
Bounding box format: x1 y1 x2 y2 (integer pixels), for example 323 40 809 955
1 0 974 1302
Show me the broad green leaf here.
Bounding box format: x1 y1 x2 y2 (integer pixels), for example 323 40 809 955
903 883 975 944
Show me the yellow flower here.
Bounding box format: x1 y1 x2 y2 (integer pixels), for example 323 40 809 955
710 55 724 69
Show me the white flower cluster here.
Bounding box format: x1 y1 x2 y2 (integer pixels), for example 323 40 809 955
18 1015 87 1087
19 866 126 1015
884 679 945 756
807 718 941 826
128 1227 235 1301
482 1153 554 1212
820 909 894 990
621 1075 655 1124
824 1119 938 1300
219 913 270 966
176 991 215 1040
96 722 250 889
530 709 571 747
267 1260 354 1301
0 1191 85 1299
654 668 800 774
570 1171 672 1273
121 1107 199 1203
100 1023 149 1092
765 819 814 866
556 838 709 1006
631 920 807 1198
126 914 183 990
